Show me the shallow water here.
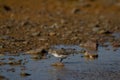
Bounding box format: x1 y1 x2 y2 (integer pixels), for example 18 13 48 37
112 32 120 39
0 44 120 80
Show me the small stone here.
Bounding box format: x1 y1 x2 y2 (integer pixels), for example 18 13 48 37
20 72 31 77
38 38 46 41
92 27 99 32
31 32 40 36
50 23 59 29
0 54 4 56
8 60 21 65
41 24 48 29
61 19 67 24
8 61 14 65
98 30 112 34
72 8 81 14
0 45 3 49
23 41 29 45
3 5 12 11
49 32 56 36
21 20 30 26
71 36 78 41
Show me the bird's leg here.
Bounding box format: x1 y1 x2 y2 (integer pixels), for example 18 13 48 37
60 57 67 62
60 58 63 62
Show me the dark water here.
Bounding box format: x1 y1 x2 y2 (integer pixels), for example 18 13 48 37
112 32 120 39
0 44 120 80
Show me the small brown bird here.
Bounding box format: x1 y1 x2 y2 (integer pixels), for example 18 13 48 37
48 48 74 62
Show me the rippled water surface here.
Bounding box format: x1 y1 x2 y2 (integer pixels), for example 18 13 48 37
0 44 120 80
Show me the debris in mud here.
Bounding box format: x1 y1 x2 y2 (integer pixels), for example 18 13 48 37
20 72 31 77
51 62 64 67
8 60 22 65
25 48 48 54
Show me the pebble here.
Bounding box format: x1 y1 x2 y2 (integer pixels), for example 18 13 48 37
98 30 112 34
3 5 12 11
92 27 100 32
20 20 31 26
20 72 31 77
8 60 21 65
0 54 4 56
0 45 3 49
72 8 81 14
50 23 59 29
61 19 67 24
38 38 46 41
49 32 56 36
31 32 40 36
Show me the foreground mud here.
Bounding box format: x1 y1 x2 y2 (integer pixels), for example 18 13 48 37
0 0 120 54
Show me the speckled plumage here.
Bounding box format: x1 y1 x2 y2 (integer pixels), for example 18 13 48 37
48 48 76 62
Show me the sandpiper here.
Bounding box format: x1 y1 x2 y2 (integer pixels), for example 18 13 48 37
48 48 74 62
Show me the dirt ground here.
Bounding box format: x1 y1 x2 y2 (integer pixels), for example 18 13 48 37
0 0 120 54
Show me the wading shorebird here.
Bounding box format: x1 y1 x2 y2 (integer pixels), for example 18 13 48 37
48 48 75 62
